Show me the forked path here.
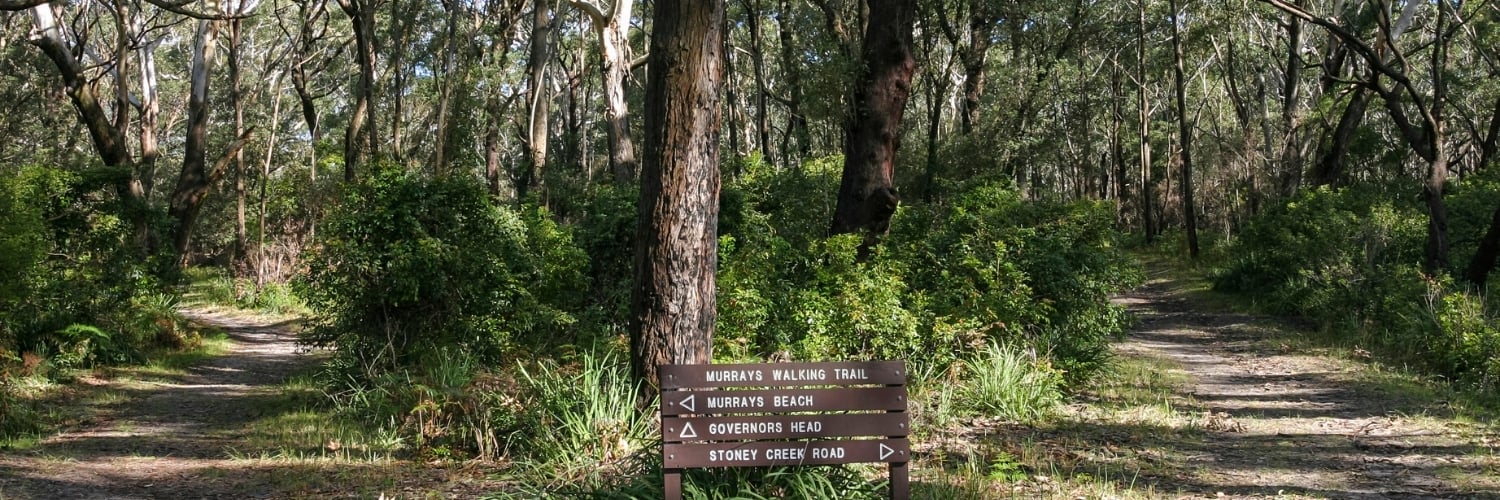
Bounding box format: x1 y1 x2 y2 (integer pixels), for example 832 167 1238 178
1107 272 1500 499
0 309 313 499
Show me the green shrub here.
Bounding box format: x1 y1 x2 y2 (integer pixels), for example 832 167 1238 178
571 183 640 338
297 164 587 379
1214 184 1500 390
888 184 1141 380
0 165 177 372
716 158 1140 386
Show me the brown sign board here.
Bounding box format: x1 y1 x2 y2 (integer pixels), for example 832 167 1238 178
660 386 907 416
662 413 909 443
659 360 911 500
664 438 910 468
661 360 905 389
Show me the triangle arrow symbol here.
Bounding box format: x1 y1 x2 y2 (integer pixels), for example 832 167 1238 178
679 394 696 413
879 443 895 460
680 422 698 439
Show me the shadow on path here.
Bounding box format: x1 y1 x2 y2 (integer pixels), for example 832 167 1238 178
0 309 320 499
943 269 1500 499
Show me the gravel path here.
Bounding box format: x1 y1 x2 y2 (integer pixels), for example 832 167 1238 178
0 309 314 499
1103 273 1500 499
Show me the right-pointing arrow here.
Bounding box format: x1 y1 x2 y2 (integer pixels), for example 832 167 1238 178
879 442 895 460
679 394 696 413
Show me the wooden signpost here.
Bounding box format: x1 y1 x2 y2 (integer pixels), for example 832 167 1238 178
659 360 910 499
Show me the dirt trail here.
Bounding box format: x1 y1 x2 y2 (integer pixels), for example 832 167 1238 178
1097 271 1500 499
0 309 314 499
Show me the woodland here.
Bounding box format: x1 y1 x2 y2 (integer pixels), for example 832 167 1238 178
1 0 1499 497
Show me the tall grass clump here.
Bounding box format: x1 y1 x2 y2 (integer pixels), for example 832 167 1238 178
957 342 1064 422
510 349 654 487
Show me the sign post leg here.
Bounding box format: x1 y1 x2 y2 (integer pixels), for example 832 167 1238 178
889 461 909 500
664 468 682 500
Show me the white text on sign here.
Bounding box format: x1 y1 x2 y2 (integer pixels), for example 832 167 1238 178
702 420 824 436
700 367 872 384
708 449 758 462
765 446 847 461
705 395 820 409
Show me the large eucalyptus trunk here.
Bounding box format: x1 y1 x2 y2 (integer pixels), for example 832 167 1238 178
829 0 917 256
569 0 639 183
167 19 221 266
631 0 724 406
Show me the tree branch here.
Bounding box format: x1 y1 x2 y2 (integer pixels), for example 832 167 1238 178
141 0 255 20
208 126 258 185
564 0 606 23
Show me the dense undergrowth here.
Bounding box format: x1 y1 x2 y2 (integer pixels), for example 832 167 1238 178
0 166 203 438
2 153 1141 495
285 156 1140 495
1213 174 1500 391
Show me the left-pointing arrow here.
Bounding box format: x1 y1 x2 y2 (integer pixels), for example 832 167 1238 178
680 394 696 412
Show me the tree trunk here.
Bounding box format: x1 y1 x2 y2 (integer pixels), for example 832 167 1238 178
1278 0 1305 195
29 4 148 243
723 16 742 165
258 73 285 288
485 92 516 200
1464 98 1500 285
1170 0 1198 258
1110 51 1127 213
1466 203 1500 286
569 0 639 183
741 0 771 161
231 18 250 277
388 0 412 159
432 0 463 176
1309 87 1369 187
921 72 944 204
959 4 992 135
1423 152 1451 273
167 19 221 266
481 0 527 200
829 0 917 255
775 0 810 164
919 20 949 204
521 0 556 201
1137 0 1155 243
337 0 377 181
631 0 724 406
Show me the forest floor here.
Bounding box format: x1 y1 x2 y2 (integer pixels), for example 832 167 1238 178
0 308 506 499
944 259 1500 499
